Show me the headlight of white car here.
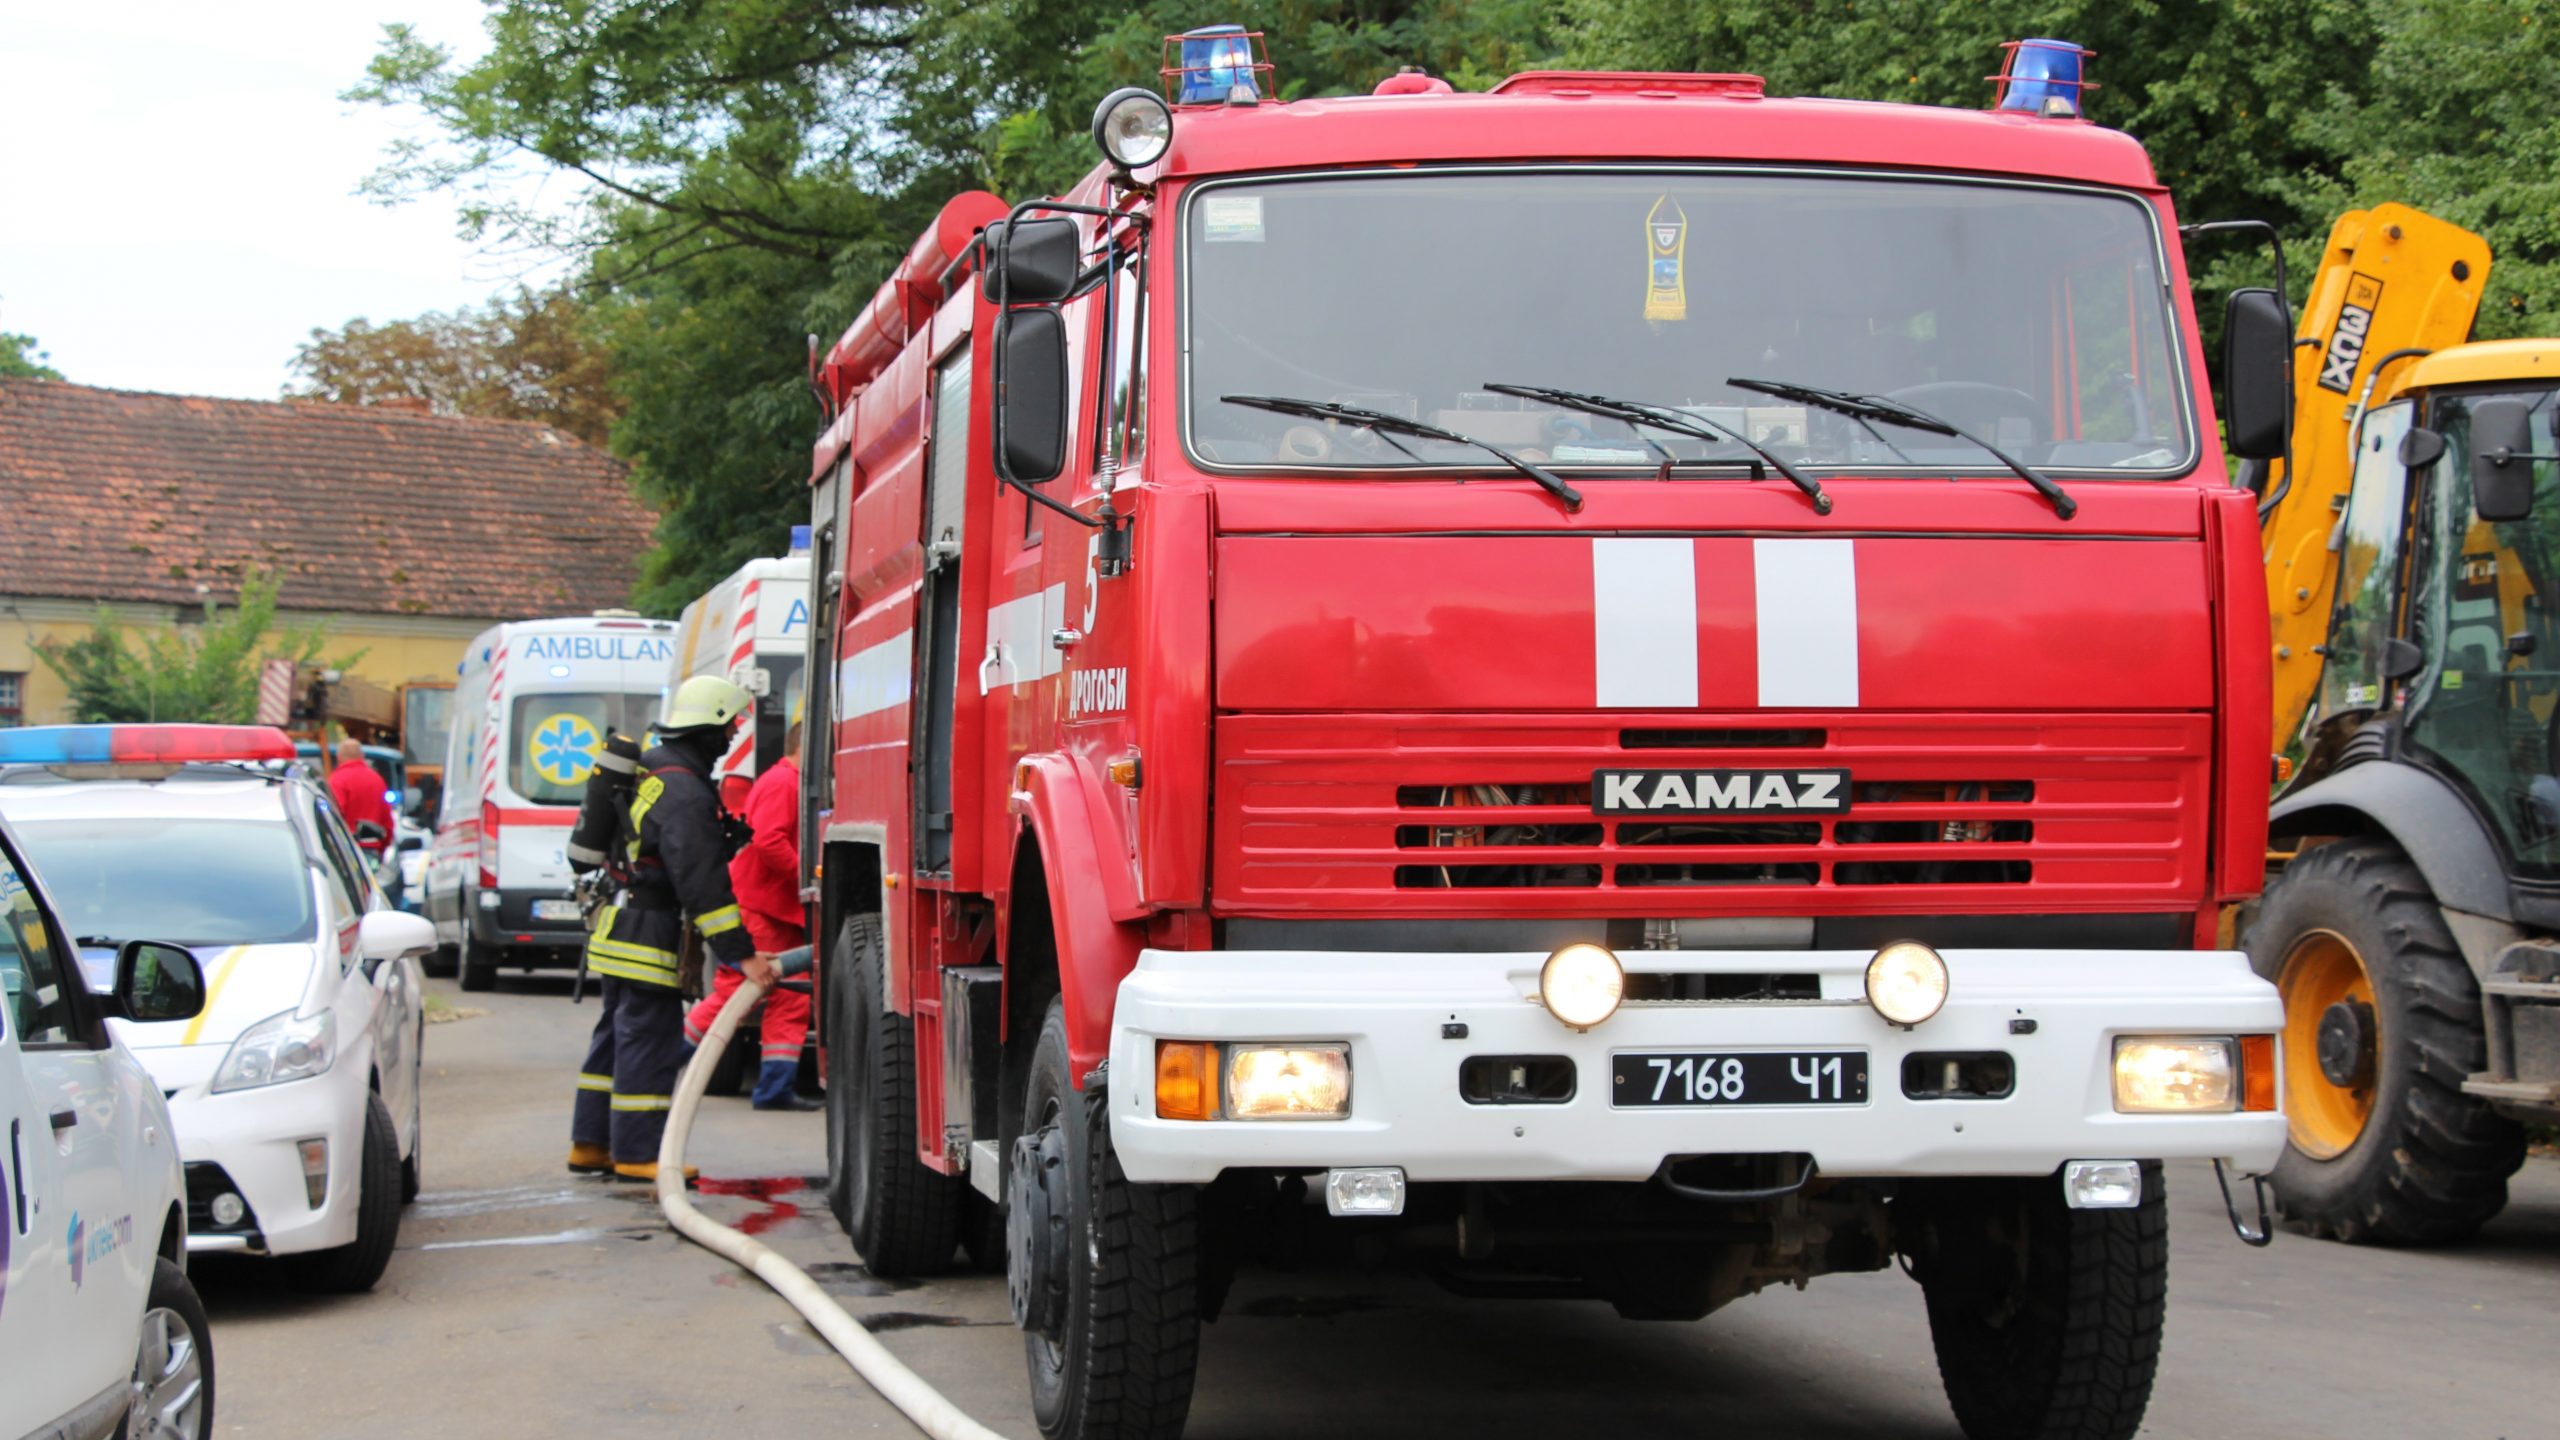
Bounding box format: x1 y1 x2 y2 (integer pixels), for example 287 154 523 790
212 1008 336 1093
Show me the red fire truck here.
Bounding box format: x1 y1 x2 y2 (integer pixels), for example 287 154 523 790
801 33 2291 1440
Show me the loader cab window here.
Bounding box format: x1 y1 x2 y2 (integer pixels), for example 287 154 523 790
2403 386 2560 875
2321 401 2420 721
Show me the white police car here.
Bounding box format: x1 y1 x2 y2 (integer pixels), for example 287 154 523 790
0 800 215 1440
0 725 434 1294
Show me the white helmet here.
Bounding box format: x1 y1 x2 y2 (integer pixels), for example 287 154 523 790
661 675 752 733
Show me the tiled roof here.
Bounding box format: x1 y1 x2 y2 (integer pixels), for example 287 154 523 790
0 379 655 620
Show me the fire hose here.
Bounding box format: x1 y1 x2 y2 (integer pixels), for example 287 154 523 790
656 948 1012 1440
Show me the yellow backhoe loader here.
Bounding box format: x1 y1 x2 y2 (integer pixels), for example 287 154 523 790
2250 203 2558 1243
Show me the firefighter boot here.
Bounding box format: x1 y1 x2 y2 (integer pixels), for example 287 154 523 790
612 1161 699 1185
568 1142 612 1175
751 1060 819 1111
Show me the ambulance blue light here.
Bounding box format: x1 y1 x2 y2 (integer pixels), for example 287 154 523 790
1178 25 1256 104
1998 37 2089 117
789 524 812 553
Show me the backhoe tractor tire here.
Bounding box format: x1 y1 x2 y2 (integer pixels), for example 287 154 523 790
457 928 497 993
835 914 959 1276
1018 998 1199 1440
290 1093 403 1293
2247 839 2525 1243
1914 1164 2166 1440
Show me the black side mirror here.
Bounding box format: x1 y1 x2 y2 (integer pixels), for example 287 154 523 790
2469 396 2541 522
113 940 205 1024
2223 288 2292 460
998 308 1070 483
983 218 1081 305
2398 426 2447 469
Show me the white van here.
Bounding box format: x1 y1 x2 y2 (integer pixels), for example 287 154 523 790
665 531 811 811
423 615 675 991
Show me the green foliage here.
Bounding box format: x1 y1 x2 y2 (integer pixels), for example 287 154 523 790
1 329 60 381
285 288 622 445
33 570 354 724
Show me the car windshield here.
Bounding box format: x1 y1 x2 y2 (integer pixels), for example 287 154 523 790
1185 170 2191 476
11 816 317 947
510 692 660 804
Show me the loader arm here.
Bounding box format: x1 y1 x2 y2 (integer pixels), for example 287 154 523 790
2265 204 2490 752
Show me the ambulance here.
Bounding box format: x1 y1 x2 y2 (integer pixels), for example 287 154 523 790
424 615 676 991
664 529 812 810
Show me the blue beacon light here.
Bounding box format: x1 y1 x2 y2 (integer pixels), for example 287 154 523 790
1998 38 2089 119
1179 24 1256 105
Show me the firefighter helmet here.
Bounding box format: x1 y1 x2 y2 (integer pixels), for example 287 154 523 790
661 675 752 734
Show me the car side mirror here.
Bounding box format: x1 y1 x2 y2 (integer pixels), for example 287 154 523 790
997 307 1070 484
359 910 437 967
2468 396 2541 522
113 941 205 1024
2222 288 2292 461
982 217 1081 305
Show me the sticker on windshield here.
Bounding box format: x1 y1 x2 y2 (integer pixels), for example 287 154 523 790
527 712 603 789
1645 196 1687 322
1202 194 1264 243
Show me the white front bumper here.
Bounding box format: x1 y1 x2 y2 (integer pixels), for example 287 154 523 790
156 1059 369 1256
1107 947 2286 1186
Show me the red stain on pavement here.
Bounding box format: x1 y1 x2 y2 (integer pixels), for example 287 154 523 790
694 1175 816 1237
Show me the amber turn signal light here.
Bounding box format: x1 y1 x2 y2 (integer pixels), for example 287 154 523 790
2240 1033 2278 1112
1155 1040 1216 1120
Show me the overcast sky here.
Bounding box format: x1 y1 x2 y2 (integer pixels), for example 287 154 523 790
1 2 566 400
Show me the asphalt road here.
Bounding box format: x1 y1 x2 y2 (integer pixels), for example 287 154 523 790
196 973 2560 1439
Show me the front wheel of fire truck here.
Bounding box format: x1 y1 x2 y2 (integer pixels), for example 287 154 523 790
1908 1164 2167 1440
829 914 960 1276
1011 998 1199 1440
2246 840 2524 1243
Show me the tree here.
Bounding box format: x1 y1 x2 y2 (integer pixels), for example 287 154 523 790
1 329 60 381
286 287 621 446
34 569 354 724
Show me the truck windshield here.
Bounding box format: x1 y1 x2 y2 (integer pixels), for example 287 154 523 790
510 693 660 804
13 817 317 948
1184 170 2191 476
2404 387 2560 877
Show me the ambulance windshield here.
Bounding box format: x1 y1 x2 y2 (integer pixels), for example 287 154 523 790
510 693 661 805
1183 170 2192 477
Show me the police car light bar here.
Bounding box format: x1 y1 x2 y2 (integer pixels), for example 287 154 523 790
0 724 298 767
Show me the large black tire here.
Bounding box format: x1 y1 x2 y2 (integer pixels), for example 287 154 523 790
825 938 855 1233
1019 998 1199 1440
457 928 497 992
833 915 959 1276
1913 1165 2166 1440
120 1258 214 1439
290 1094 402 1293
2247 840 2525 1243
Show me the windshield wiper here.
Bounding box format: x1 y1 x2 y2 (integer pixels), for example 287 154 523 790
1221 394 1583 513
1483 383 1832 515
1727 377 2076 520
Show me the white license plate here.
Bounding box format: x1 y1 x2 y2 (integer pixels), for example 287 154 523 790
531 898 582 922
1611 1050 1869 1107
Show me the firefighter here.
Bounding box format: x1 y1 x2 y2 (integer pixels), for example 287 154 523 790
567 675 779 1182
684 715 815 1109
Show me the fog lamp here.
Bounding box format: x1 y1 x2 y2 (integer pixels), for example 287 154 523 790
1539 943 1624 1029
1865 942 1949 1027
1324 1167 1407 1217
1092 87 1174 170
209 1191 246 1227
298 1138 330 1209
2113 1036 2237 1113
2062 1159 2143 1209
1225 1045 1351 1119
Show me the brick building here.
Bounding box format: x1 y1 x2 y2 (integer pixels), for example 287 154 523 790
0 378 657 728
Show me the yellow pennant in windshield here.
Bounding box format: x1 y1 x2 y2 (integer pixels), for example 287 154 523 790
1644 196 1687 323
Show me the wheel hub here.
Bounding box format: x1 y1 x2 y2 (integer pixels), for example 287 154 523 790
1006 1122 1070 1340
2316 998 2377 1088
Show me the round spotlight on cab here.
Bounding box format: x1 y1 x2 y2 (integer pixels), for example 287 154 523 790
1866 941 1950 1028
1092 87 1174 172
1540 942 1625 1030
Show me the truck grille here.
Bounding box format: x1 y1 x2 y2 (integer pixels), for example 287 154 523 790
1212 713 2211 916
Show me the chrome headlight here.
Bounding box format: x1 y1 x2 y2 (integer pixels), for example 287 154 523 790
1540 942 1625 1029
1865 942 1949 1027
2112 1036 2237 1113
1092 86 1173 170
212 1008 336 1093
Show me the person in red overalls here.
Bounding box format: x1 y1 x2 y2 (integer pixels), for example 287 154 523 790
326 738 395 857
683 717 814 1109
